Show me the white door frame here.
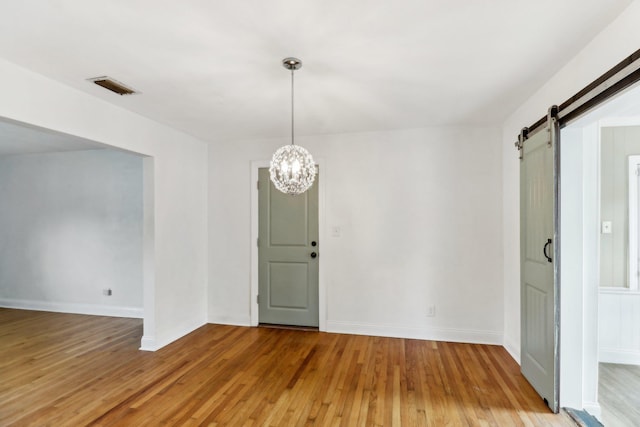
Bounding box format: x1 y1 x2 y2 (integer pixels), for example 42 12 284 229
250 158 327 330
558 123 601 415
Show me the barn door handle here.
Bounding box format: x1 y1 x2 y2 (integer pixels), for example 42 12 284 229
543 239 552 263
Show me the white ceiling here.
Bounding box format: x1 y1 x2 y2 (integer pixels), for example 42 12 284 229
0 0 634 146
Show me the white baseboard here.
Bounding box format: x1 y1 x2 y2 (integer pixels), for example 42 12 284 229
503 335 521 364
208 313 251 327
599 347 640 365
140 318 207 351
0 298 143 318
203 317 503 345
139 335 158 351
326 320 503 345
583 401 602 421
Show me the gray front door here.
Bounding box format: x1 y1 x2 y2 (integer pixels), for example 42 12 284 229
520 117 559 412
258 167 319 327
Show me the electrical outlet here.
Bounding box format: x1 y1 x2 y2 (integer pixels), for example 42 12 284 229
103 288 112 296
426 305 436 317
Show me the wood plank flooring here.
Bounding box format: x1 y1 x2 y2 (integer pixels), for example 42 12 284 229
599 362 640 426
0 308 575 426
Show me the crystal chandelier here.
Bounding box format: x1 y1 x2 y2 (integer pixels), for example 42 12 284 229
270 57 316 195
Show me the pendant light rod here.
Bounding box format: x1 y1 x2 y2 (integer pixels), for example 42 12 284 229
282 57 302 146
291 68 295 146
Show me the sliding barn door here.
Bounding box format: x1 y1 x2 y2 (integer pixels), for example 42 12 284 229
519 113 559 413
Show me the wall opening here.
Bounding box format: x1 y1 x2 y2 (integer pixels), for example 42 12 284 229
0 117 155 350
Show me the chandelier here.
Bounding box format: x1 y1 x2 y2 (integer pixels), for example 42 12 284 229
269 57 316 195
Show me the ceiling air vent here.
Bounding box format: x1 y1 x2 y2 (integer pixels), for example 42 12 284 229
87 76 138 96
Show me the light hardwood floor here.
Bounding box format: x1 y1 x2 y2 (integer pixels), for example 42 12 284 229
599 363 640 426
0 308 575 426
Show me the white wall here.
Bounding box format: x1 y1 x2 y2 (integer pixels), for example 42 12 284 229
600 126 640 288
599 289 640 364
0 149 143 317
598 126 640 366
502 0 640 363
0 58 209 351
209 126 504 344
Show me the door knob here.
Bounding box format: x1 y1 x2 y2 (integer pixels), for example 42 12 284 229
310 252 317 259
311 241 317 247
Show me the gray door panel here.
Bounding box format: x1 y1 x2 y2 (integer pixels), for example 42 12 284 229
520 123 559 412
258 167 319 327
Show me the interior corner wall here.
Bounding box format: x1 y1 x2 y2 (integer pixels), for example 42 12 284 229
0 149 143 317
501 0 640 364
599 126 640 288
208 126 504 344
0 58 209 351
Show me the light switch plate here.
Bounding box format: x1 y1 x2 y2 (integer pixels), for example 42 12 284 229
602 221 612 234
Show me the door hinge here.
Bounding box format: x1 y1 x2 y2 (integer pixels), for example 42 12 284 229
257 180 260 190
256 294 260 304
257 237 259 247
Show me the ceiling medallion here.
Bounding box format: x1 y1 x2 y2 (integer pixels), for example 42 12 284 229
269 57 316 195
